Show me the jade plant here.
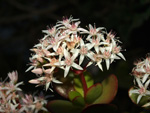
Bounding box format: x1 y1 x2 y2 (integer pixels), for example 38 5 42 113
25 16 125 113
129 54 150 108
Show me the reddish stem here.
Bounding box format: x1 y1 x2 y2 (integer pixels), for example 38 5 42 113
79 72 88 97
71 68 88 97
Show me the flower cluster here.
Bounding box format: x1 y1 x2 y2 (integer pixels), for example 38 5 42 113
129 55 150 107
27 16 125 91
0 71 47 113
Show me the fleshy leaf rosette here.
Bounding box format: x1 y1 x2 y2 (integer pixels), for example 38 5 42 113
48 74 118 113
129 54 150 107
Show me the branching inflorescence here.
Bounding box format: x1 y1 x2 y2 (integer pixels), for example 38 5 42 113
26 16 125 91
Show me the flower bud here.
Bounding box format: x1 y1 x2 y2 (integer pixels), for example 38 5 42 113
32 68 43 75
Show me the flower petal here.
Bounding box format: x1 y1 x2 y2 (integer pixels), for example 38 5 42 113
117 53 126 61
52 78 63 84
71 49 79 61
142 74 149 83
136 77 143 88
137 94 142 104
96 27 105 32
72 62 83 70
86 43 94 50
26 66 34 72
143 102 150 107
79 55 85 65
86 35 92 40
64 49 70 58
97 62 103 71
105 59 110 70
94 46 99 54
80 38 85 47
64 66 70 77
145 79 150 89
86 61 93 67
46 82 51 91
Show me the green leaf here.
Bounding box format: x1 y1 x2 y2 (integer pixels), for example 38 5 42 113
47 100 83 113
69 91 85 107
69 91 82 101
128 87 150 107
85 83 103 104
74 71 94 96
93 74 118 104
72 96 85 107
53 71 75 98
82 104 117 113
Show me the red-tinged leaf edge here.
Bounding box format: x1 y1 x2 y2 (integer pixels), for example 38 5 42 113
68 91 85 107
72 96 86 107
73 71 94 97
93 74 118 104
85 83 103 104
69 91 82 101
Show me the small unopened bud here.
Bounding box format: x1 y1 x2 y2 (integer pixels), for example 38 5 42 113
29 79 40 84
32 68 43 74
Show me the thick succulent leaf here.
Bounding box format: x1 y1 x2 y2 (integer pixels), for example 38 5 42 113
53 71 75 98
93 74 118 104
128 87 150 107
47 100 83 113
69 91 85 107
72 96 85 107
85 83 103 104
69 91 82 101
82 104 117 113
74 71 94 96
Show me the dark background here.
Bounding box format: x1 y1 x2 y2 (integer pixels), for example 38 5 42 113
0 0 150 112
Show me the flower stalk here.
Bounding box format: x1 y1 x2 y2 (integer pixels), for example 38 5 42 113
80 72 88 97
